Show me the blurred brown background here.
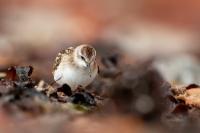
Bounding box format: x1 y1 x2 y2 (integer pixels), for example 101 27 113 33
1 1 200 133
0 0 200 83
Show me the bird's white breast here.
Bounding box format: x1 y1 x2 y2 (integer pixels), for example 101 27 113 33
54 64 97 91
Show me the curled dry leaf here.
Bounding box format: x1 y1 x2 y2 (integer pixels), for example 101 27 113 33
5 66 17 81
5 66 33 82
185 84 199 90
176 88 200 108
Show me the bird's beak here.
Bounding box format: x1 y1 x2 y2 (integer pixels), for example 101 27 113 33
86 63 90 68
87 63 92 77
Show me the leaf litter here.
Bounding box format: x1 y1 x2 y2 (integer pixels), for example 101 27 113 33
1 45 200 133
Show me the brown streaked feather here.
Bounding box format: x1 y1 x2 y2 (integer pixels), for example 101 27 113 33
52 47 74 73
81 46 95 60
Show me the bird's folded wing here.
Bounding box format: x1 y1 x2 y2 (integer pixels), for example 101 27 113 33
54 71 63 82
53 47 74 73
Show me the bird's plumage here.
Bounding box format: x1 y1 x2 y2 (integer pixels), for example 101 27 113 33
53 47 74 74
52 45 98 91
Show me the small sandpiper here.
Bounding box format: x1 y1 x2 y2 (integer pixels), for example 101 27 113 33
52 44 98 91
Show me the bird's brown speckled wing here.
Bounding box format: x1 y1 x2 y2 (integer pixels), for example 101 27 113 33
52 47 74 73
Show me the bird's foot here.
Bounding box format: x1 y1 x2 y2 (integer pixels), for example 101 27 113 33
75 85 85 92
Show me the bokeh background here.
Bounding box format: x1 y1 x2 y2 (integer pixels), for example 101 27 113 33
1 0 200 84
1 1 200 133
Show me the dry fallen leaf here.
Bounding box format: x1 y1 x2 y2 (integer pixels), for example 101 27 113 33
176 88 200 108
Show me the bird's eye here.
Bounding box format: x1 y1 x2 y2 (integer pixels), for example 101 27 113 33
81 56 85 60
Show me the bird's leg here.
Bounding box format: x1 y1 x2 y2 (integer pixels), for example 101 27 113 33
76 85 85 92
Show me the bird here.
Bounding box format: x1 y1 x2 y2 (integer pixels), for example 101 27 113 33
52 44 98 91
